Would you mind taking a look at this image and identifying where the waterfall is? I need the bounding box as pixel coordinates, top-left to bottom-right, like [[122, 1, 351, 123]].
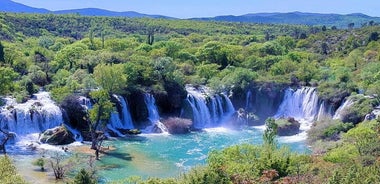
[[245, 90, 252, 110], [275, 87, 320, 121], [78, 96, 92, 110], [333, 98, 354, 120], [64, 123, 83, 142], [107, 95, 135, 136], [143, 94, 168, 133], [0, 92, 63, 142], [274, 87, 321, 142], [184, 85, 236, 129]]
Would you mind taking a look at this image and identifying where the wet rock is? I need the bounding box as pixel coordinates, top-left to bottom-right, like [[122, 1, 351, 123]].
[[40, 126, 75, 145], [163, 117, 192, 134]]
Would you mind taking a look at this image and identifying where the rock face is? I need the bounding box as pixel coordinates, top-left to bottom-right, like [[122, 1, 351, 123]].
[[276, 117, 301, 136], [163, 117, 192, 134], [237, 82, 287, 126], [61, 95, 90, 140], [40, 126, 75, 145]]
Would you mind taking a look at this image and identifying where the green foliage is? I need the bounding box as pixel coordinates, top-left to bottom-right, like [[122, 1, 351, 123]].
[[322, 122, 354, 139], [0, 66, 18, 95], [324, 144, 359, 163], [89, 90, 114, 125], [0, 156, 26, 184], [72, 168, 97, 184], [340, 95, 376, 124], [263, 117, 278, 146], [32, 157, 45, 171], [209, 67, 257, 92], [343, 121, 380, 156], [94, 63, 126, 94]]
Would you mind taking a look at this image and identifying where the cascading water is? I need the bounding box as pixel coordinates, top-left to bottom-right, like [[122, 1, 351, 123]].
[[245, 90, 252, 110], [143, 94, 168, 133], [78, 96, 92, 110], [275, 87, 320, 121], [317, 101, 334, 120], [184, 85, 236, 129], [107, 95, 134, 136], [0, 92, 63, 143], [274, 87, 321, 142], [333, 98, 354, 120], [64, 124, 83, 142]]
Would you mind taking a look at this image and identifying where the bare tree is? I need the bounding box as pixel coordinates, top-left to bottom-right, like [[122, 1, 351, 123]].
[[0, 118, 16, 154]]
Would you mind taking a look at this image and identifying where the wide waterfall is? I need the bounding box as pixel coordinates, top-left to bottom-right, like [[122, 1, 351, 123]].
[[275, 87, 320, 121], [0, 92, 63, 142], [143, 94, 168, 133], [107, 95, 135, 136], [184, 85, 236, 129]]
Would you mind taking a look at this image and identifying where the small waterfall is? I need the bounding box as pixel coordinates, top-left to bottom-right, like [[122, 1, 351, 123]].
[[333, 98, 354, 120], [317, 101, 333, 120], [275, 87, 320, 121], [0, 92, 63, 142], [64, 123, 83, 142], [78, 96, 92, 110], [107, 95, 135, 136], [245, 90, 252, 110], [143, 94, 168, 133], [184, 85, 236, 129]]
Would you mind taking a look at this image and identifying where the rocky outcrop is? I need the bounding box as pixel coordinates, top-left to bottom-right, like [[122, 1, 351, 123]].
[[40, 126, 75, 145], [163, 117, 192, 134], [235, 82, 287, 125], [155, 80, 187, 115], [61, 95, 90, 140], [275, 117, 300, 136]]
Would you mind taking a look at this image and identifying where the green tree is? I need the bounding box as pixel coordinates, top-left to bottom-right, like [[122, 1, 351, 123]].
[[263, 117, 278, 146], [88, 90, 113, 159], [0, 66, 18, 95], [93, 64, 126, 94], [53, 43, 87, 71]]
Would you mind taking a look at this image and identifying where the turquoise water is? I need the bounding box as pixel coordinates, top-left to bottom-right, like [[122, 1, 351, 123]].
[[97, 126, 309, 182]]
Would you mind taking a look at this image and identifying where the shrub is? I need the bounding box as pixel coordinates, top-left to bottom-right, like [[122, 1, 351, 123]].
[[0, 156, 26, 184]]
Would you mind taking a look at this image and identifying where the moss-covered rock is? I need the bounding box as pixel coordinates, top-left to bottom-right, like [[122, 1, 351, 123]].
[[275, 117, 300, 136], [40, 126, 75, 145]]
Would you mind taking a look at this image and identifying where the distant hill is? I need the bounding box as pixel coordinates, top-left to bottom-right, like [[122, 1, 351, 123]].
[[54, 8, 174, 19], [193, 12, 380, 28], [0, 0, 174, 19], [0, 0, 49, 13], [1, 0, 380, 28]]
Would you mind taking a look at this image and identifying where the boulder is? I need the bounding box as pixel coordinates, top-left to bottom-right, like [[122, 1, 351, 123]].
[[163, 117, 192, 134], [40, 126, 75, 145], [275, 117, 300, 136]]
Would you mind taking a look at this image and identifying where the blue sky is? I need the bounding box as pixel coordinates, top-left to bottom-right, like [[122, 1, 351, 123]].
[[12, 0, 380, 18]]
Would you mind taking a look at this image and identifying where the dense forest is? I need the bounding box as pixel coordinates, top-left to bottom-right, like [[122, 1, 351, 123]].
[[1, 12, 380, 183]]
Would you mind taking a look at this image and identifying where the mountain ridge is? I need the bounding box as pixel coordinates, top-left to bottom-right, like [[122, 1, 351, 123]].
[[1, 0, 380, 27]]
